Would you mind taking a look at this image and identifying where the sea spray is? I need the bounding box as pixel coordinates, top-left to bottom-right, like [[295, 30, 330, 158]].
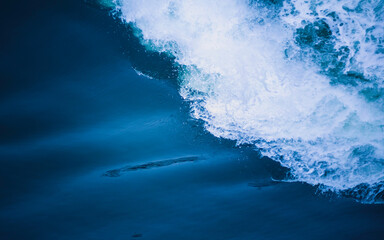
[[99, 0, 384, 203]]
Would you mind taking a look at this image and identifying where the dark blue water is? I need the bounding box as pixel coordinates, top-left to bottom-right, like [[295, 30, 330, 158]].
[[1, 1, 384, 239]]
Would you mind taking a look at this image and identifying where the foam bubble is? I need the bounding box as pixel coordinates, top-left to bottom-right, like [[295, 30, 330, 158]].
[[281, 0, 384, 84]]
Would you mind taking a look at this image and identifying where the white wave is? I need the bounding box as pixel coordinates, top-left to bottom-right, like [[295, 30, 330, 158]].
[[281, 0, 384, 85], [114, 0, 384, 199]]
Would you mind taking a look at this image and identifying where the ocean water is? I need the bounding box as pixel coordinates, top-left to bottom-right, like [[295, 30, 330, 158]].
[[1, 0, 384, 239], [110, 0, 384, 201]]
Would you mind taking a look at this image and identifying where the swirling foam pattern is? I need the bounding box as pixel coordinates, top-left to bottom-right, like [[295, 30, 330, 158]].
[[110, 0, 384, 203]]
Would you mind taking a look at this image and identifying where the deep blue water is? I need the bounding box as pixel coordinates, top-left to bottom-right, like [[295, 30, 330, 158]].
[[1, 1, 384, 239]]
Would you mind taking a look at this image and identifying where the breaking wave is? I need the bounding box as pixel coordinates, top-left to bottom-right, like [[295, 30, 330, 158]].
[[108, 0, 384, 203]]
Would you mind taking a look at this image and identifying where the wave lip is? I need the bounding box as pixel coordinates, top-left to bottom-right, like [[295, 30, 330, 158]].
[[112, 0, 384, 203]]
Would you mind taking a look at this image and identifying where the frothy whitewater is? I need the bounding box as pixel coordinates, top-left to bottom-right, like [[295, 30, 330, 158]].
[[105, 0, 384, 203]]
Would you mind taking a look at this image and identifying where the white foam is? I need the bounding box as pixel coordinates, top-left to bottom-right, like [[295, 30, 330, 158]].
[[133, 68, 154, 79], [115, 0, 384, 197], [281, 0, 384, 86]]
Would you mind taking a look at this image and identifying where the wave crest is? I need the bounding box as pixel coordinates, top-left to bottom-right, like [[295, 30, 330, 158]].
[[112, 0, 384, 202]]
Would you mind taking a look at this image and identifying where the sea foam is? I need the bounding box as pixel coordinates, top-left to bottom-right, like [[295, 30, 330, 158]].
[[112, 0, 384, 202]]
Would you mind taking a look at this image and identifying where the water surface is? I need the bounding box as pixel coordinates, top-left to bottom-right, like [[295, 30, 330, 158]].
[[1, 1, 384, 239]]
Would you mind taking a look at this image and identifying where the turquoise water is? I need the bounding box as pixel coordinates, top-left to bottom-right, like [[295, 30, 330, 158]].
[[1, 1, 384, 239]]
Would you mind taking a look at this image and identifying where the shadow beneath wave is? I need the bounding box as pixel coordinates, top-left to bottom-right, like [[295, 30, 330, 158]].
[[103, 156, 202, 177]]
